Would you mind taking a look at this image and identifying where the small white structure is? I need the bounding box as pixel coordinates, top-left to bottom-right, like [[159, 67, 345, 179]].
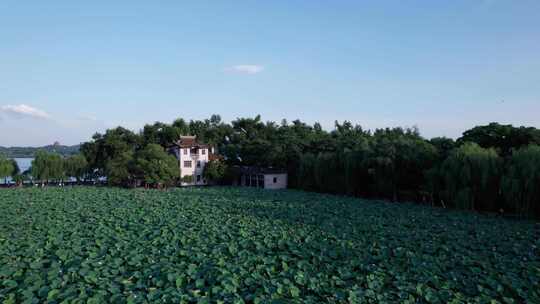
[[234, 166, 287, 189], [170, 136, 213, 186]]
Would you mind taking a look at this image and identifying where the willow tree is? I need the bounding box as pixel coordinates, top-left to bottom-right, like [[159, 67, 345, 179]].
[[0, 155, 14, 184], [366, 131, 437, 201], [313, 152, 345, 194], [32, 151, 65, 185], [343, 145, 371, 197], [440, 143, 502, 211], [297, 153, 318, 191], [64, 154, 88, 182], [502, 145, 540, 217]]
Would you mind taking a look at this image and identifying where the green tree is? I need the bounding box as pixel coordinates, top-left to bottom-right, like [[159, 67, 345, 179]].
[[9, 159, 20, 176], [31, 151, 65, 185], [141, 122, 182, 147], [501, 145, 540, 217], [81, 127, 141, 177], [430, 137, 456, 161], [459, 123, 540, 157], [0, 155, 14, 184], [9, 159, 22, 186], [171, 118, 190, 135], [366, 128, 437, 201], [298, 153, 318, 191], [64, 154, 88, 182], [440, 143, 502, 211], [106, 151, 136, 187], [343, 143, 372, 197], [203, 159, 227, 184], [134, 144, 180, 187]]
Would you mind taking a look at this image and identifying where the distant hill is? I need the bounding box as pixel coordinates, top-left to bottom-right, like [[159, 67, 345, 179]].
[[0, 144, 80, 158]]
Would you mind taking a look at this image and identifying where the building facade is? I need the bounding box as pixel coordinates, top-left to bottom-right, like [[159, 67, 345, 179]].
[[234, 166, 288, 189], [170, 136, 211, 186]]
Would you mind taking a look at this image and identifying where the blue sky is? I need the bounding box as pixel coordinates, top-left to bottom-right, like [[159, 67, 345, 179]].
[[1, 0, 539, 146]]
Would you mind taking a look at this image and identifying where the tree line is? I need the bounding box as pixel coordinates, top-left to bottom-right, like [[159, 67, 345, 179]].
[[2, 115, 539, 217], [0, 152, 89, 186], [0, 145, 180, 188], [79, 115, 539, 217]]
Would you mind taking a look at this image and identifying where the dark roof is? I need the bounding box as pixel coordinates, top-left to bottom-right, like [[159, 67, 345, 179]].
[[174, 136, 209, 148], [235, 166, 287, 175]]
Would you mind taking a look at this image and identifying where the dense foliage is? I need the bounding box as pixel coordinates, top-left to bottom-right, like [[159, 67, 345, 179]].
[[458, 123, 540, 158], [134, 144, 180, 187], [100, 148, 178, 188], [203, 159, 227, 184], [32, 151, 66, 184], [79, 116, 540, 217], [502, 145, 540, 217], [438, 143, 502, 211], [64, 154, 88, 182], [0, 187, 538, 303]]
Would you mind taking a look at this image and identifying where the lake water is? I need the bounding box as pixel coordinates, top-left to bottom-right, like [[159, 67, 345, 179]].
[[1, 158, 33, 184], [14, 158, 33, 173]]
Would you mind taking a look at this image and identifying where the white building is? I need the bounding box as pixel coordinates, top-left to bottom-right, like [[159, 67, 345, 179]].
[[170, 136, 212, 186], [234, 166, 288, 189]]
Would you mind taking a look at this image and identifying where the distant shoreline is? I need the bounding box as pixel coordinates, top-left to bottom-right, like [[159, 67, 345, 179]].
[[0, 144, 79, 158]]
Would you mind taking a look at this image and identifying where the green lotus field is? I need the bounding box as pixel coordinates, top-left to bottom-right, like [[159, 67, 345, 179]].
[[0, 187, 538, 303]]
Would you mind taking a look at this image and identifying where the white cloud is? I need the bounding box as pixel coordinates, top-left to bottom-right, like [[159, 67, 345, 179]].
[[0, 104, 51, 120], [225, 65, 265, 75]]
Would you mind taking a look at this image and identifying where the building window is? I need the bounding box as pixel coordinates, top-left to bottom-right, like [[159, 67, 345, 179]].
[[197, 160, 201, 168], [202, 149, 206, 155], [197, 175, 201, 182], [184, 161, 192, 168], [183, 148, 188, 155], [273, 177, 277, 183]]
